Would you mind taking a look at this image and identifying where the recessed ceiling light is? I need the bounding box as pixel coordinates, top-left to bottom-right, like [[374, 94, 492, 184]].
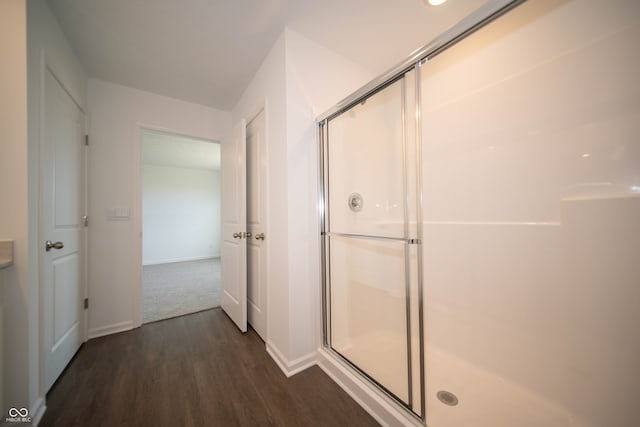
[[426, 0, 448, 6]]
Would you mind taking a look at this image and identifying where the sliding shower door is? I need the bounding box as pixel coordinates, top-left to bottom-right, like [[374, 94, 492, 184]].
[[319, 72, 424, 417]]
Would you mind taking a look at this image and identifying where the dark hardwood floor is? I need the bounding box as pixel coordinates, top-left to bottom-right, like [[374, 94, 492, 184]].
[[39, 308, 379, 427]]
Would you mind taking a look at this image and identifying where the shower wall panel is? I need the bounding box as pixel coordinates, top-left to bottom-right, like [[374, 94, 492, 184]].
[[329, 236, 409, 403], [328, 80, 405, 238], [420, 1, 640, 426]]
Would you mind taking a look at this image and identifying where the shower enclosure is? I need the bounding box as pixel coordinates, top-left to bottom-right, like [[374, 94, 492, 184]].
[[319, 0, 640, 426], [318, 70, 425, 418]]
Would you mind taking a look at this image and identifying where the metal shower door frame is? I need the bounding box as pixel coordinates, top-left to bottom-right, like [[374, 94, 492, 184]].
[[318, 73, 423, 417]]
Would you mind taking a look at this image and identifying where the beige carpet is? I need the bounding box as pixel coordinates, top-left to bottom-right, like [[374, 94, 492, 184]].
[[142, 258, 221, 323]]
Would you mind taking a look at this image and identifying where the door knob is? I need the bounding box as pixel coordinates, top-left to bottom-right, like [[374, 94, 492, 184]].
[[45, 240, 64, 252], [244, 232, 252, 238], [255, 233, 265, 240], [233, 232, 241, 239]]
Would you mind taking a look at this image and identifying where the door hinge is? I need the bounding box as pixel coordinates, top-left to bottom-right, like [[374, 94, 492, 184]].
[[83, 215, 89, 227], [84, 135, 89, 146], [84, 298, 89, 309]]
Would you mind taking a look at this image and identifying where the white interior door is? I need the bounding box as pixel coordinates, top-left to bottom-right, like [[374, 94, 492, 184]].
[[42, 69, 85, 392], [246, 110, 267, 340], [221, 119, 247, 332]]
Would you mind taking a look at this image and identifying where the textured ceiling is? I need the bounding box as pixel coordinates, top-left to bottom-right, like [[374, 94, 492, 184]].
[[47, 0, 486, 111]]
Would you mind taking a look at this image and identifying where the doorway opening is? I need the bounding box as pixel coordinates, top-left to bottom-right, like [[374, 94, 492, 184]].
[[140, 129, 221, 323]]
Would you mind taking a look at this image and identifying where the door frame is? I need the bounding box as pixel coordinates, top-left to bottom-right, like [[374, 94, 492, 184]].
[[132, 123, 221, 327], [245, 102, 270, 340], [38, 51, 89, 396]]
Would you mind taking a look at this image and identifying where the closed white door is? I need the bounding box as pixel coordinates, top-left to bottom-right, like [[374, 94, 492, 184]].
[[221, 119, 247, 332], [246, 110, 267, 340], [42, 69, 85, 392]]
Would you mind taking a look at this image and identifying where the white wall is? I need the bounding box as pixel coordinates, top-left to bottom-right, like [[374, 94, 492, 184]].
[[0, 0, 89, 422], [232, 27, 374, 374], [0, 0, 28, 418], [142, 165, 221, 264], [232, 32, 290, 365], [87, 79, 230, 337], [0, 0, 87, 420], [283, 29, 374, 363]]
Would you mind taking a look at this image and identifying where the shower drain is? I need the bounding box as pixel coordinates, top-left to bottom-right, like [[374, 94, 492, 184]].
[[437, 390, 459, 406]]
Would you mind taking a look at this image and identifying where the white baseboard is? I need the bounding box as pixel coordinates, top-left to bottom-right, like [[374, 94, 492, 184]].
[[88, 320, 135, 339], [317, 349, 423, 427], [30, 396, 46, 426], [142, 255, 220, 266], [266, 341, 317, 378]]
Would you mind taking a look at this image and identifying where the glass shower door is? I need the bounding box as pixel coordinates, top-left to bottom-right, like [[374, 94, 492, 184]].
[[322, 76, 423, 414]]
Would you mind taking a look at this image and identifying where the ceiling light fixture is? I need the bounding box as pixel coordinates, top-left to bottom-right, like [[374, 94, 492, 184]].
[[426, 0, 448, 6]]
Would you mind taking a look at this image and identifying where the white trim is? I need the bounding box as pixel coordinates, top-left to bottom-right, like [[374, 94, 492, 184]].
[[30, 397, 46, 427], [37, 47, 47, 415], [142, 255, 219, 266], [262, 98, 271, 347], [266, 341, 317, 378], [317, 349, 424, 427], [82, 116, 89, 343], [87, 321, 135, 339]]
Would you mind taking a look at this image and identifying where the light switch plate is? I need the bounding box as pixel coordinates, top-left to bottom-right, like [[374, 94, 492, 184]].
[[107, 207, 130, 221]]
